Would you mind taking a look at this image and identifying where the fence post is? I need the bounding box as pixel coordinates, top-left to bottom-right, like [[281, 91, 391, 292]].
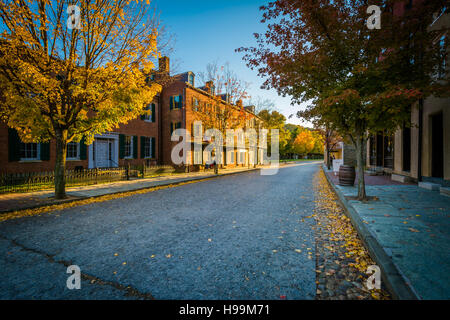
[[126, 163, 130, 181]]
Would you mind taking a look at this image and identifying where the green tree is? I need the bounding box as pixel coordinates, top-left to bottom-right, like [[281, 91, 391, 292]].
[[258, 109, 290, 156]]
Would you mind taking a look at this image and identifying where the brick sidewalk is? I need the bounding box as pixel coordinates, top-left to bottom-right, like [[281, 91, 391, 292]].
[[324, 166, 450, 299]]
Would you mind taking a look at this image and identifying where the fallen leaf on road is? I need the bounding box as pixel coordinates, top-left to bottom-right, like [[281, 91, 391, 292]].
[[408, 228, 420, 233], [295, 249, 302, 253], [166, 254, 172, 258]]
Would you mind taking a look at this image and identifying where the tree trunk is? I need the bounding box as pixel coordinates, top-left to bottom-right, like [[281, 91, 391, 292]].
[[55, 130, 68, 199], [326, 140, 331, 170], [355, 134, 367, 200]]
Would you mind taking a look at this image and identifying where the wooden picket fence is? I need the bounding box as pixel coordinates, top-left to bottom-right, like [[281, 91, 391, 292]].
[[0, 165, 176, 194]]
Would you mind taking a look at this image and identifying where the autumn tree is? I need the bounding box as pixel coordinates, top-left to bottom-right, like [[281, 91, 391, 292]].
[[0, 0, 163, 198], [257, 109, 290, 155], [238, 0, 449, 200], [310, 129, 325, 155], [197, 61, 250, 104]]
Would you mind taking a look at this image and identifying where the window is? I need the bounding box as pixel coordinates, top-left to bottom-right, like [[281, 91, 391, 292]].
[[227, 151, 234, 164], [142, 137, 152, 158], [124, 136, 133, 158], [238, 152, 245, 164], [170, 122, 182, 134], [143, 103, 155, 122], [194, 149, 202, 164], [193, 122, 202, 137], [192, 97, 199, 111], [66, 142, 79, 160], [170, 95, 183, 109], [188, 73, 195, 86], [210, 85, 215, 95], [20, 142, 40, 160]]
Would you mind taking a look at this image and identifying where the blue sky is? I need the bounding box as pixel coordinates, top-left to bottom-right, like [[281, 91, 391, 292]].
[[152, 0, 310, 127]]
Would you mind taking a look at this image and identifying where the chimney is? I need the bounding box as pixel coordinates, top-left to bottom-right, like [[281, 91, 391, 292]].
[[244, 105, 255, 114], [159, 56, 170, 73], [236, 99, 243, 107]]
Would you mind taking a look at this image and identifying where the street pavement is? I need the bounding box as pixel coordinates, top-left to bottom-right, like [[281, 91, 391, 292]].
[[0, 161, 320, 299]]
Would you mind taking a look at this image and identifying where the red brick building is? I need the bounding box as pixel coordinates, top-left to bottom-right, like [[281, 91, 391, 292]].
[[1, 56, 262, 173], [157, 57, 263, 168]]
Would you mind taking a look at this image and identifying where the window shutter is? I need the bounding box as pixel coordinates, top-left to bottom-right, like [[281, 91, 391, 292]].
[[80, 137, 87, 160], [151, 137, 155, 158], [151, 103, 155, 122], [40, 142, 50, 161], [119, 134, 125, 159], [178, 95, 183, 108], [8, 128, 21, 162], [170, 122, 173, 134], [170, 96, 173, 110], [133, 135, 138, 159], [140, 136, 145, 159]]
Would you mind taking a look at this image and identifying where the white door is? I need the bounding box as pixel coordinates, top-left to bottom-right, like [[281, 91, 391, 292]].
[[96, 139, 110, 168]]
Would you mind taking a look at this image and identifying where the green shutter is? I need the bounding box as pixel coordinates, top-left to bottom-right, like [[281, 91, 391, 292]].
[[170, 122, 173, 134], [80, 137, 87, 160], [151, 103, 155, 122], [178, 95, 183, 108], [119, 134, 125, 159], [133, 135, 138, 159], [40, 142, 50, 161], [170, 96, 173, 110], [140, 136, 145, 159], [8, 128, 21, 162], [151, 137, 155, 158]]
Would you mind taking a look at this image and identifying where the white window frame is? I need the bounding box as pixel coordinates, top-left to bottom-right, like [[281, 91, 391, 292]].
[[194, 149, 202, 164], [66, 142, 80, 160], [124, 135, 133, 159], [20, 142, 40, 161], [143, 137, 152, 159]]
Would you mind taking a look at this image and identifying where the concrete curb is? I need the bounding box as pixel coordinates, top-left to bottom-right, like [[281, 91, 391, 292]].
[[0, 167, 262, 215], [321, 165, 419, 300]]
